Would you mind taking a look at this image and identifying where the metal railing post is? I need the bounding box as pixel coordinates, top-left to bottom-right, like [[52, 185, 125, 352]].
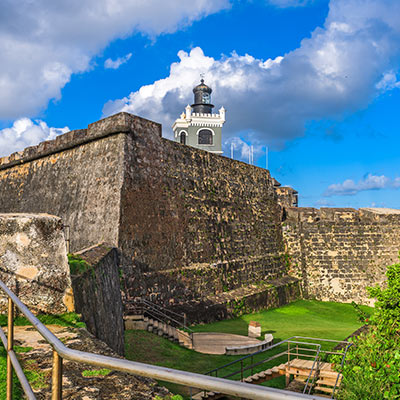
[[52, 350, 63, 400], [241, 360, 244, 381], [7, 298, 14, 400]]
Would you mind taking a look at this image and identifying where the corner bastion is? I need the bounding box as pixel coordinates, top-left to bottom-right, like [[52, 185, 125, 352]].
[[283, 207, 400, 305]]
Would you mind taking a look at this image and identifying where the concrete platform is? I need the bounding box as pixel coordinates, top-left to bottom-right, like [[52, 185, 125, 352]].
[[192, 332, 260, 354]]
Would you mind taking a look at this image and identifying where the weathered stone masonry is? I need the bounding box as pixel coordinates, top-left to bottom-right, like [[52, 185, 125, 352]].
[[283, 207, 400, 305], [0, 113, 299, 321], [0, 214, 73, 313], [1, 112, 400, 317]]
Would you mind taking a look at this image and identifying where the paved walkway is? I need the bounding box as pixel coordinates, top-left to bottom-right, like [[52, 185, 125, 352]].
[[192, 332, 260, 354]]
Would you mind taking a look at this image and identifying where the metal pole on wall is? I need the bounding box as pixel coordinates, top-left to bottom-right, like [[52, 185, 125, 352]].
[[266, 146, 269, 170]]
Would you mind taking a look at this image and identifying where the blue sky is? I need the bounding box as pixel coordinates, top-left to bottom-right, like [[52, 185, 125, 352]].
[[0, 0, 399, 208]]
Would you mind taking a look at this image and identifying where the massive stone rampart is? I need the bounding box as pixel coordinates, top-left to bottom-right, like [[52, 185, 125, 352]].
[[0, 115, 134, 252], [118, 115, 287, 308], [283, 207, 400, 305], [0, 113, 294, 318]]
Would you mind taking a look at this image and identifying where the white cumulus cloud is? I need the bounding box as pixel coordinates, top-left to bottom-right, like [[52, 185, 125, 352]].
[[0, 119, 69, 158], [104, 0, 400, 147], [376, 70, 400, 92], [323, 173, 400, 196], [266, 0, 315, 7], [104, 53, 132, 70], [0, 0, 230, 120]]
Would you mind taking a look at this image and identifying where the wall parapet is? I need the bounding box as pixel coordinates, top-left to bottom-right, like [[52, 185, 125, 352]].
[[0, 112, 161, 171], [283, 206, 400, 305], [285, 206, 400, 224]]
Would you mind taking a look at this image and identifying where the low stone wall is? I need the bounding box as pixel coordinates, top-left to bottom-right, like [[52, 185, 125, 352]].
[[145, 276, 301, 324], [70, 245, 125, 355], [283, 207, 400, 305], [0, 214, 73, 313]]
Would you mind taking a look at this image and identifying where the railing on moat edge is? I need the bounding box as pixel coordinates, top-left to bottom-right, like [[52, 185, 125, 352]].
[[0, 278, 330, 400], [201, 336, 352, 399], [127, 297, 194, 347]]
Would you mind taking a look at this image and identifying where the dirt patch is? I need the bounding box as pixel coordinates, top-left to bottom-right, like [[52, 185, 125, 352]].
[[13, 326, 170, 399]]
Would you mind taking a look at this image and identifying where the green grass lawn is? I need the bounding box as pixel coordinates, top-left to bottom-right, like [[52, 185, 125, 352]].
[[125, 300, 373, 398]]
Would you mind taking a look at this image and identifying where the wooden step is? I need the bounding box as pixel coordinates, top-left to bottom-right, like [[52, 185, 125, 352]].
[[315, 386, 334, 394], [317, 376, 341, 387]]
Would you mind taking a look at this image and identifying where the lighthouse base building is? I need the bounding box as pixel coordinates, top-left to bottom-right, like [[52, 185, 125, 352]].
[[173, 79, 225, 154]]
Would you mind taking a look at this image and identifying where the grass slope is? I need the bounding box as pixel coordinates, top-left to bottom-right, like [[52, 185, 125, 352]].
[[125, 300, 373, 398]]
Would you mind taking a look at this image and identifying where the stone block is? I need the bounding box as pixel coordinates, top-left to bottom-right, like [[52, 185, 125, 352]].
[[0, 213, 73, 314], [248, 321, 261, 338]]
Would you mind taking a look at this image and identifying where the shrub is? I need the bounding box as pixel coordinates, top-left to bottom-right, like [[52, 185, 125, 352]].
[[336, 260, 400, 399]]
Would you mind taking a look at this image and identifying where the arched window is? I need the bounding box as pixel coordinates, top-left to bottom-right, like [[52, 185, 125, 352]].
[[180, 131, 186, 144], [198, 129, 213, 145]]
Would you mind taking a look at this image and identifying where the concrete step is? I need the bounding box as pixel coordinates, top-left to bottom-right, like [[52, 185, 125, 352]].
[[264, 369, 273, 376], [177, 329, 193, 349]]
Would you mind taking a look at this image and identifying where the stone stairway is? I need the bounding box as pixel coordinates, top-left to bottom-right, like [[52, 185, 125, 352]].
[[125, 315, 193, 349]]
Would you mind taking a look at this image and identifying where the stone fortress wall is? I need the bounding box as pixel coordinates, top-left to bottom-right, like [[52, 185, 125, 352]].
[[0, 112, 399, 319], [0, 113, 298, 321], [283, 207, 400, 305]]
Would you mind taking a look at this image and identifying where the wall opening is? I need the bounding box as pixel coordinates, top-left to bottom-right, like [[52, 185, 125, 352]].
[[198, 129, 213, 145]]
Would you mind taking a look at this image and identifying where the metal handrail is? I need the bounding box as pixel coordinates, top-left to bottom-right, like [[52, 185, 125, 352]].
[[0, 279, 328, 400], [140, 307, 193, 345], [133, 298, 194, 346], [331, 342, 353, 399], [303, 347, 321, 395], [141, 298, 187, 321], [129, 298, 194, 334], [206, 336, 350, 378]]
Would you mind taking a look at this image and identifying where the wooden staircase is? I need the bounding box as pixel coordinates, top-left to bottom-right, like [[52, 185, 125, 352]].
[[285, 358, 341, 396], [193, 359, 341, 399], [192, 364, 287, 399]]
